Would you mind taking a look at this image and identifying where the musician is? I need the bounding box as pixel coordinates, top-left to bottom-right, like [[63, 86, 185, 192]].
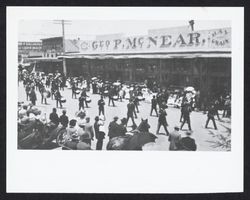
[[71, 81, 77, 99], [156, 108, 169, 136], [98, 96, 105, 117], [126, 99, 136, 126], [79, 89, 89, 110], [29, 88, 37, 106], [150, 95, 158, 117], [108, 87, 115, 106], [54, 89, 62, 108], [40, 85, 47, 104]]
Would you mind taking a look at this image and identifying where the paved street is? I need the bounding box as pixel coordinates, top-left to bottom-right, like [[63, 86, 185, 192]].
[[18, 84, 231, 151]]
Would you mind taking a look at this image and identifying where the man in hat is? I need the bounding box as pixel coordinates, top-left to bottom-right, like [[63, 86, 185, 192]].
[[179, 131, 197, 151], [98, 96, 105, 117], [60, 110, 69, 128], [156, 108, 169, 136], [118, 118, 128, 136], [150, 95, 158, 117], [108, 116, 120, 140], [168, 126, 181, 151]]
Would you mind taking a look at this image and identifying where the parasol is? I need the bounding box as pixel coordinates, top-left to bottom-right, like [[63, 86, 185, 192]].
[[91, 77, 97, 80]]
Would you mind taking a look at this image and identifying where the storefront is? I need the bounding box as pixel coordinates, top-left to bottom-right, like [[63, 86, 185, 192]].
[[62, 27, 231, 98]]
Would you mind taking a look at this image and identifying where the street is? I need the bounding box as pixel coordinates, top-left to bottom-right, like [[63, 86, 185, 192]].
[[18, 84, 231, 151]]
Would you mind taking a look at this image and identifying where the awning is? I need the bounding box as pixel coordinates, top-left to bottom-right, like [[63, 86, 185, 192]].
[[24, 57, 62, 62], [58, 52, 231, 59]]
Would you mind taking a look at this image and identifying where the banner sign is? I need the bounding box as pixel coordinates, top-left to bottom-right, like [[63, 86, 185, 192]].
[[78, 28, 231, 54]]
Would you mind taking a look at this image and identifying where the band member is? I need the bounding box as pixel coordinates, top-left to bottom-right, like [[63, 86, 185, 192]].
[[78, 89, 89, 110], [205, 104, 218, 130], [25, 84, 31, 101], [133, 96, 139, 113], [126, 99, 136, 126], [54, 89, 62, 108], [156, 108, 169, 135], [29, 88, 37, 106], [180, 104, 192, 131], [71, 82, 77, 99], [40, 85, 47, 104], [150, 95, 158, 117], [98, 96, 105, 117], [108, 87, 115, 106]]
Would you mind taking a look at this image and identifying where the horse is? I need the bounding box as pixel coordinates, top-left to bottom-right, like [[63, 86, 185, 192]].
[[106, 119, 157, 150]]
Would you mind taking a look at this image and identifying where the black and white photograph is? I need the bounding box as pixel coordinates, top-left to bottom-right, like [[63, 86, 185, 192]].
[[7, 7, 243, 193], [17, 19, 232, 151]]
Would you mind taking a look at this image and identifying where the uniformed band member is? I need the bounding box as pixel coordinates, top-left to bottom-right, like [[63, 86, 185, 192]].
[[126, 99, 136, 126], [156, 108, 169, 135], [180, 104, 192, 131], [150, 95, 158, 117], [205, 104, 218, 130], [98, 96, 105, 116], [54, 89, 62, 108]]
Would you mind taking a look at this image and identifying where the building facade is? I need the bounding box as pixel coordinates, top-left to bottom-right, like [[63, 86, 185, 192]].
[[63, 26, 231, 99]]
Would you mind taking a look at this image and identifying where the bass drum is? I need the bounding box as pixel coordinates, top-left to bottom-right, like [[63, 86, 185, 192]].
[[61, 97, 66, 103], [86, 97, 91, 103], [112, 95, 118, 101]]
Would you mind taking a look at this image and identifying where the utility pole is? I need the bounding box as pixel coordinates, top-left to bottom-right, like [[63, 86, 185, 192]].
[[54, 20, 71, 76]]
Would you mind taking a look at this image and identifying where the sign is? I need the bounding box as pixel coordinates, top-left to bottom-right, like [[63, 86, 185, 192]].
[[78, 27, 231, 54]]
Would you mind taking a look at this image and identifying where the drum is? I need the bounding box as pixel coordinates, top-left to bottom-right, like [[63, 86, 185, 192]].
[[112, 96, 118, 101], [104, 90, 108, 94], [86, 97, 91, 103], [137, 96, 145, 101], [75, 89, 81, 94], [61, 98, 66, 103]]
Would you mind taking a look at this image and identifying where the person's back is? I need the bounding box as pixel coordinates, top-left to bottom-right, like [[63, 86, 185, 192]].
[[169, 129, 181, 150], [49, 111, 59, 126], [179, 136, 197, 151], [127, 102, 135, 114], [158, 109, 167, 122], [151, 98, 157, 108], [60, 114, 68, 127], [85, 122, 94, 140], [108, 120, 119, 138]]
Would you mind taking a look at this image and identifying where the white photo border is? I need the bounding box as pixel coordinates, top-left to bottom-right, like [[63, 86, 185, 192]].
[[7, 7, 244, 193]]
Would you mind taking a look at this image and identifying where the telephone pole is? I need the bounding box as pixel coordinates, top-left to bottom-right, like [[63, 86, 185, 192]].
[[54, 20, 71, 76]]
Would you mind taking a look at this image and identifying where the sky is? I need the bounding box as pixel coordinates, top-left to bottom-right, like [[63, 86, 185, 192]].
[[18, 20, 231, 42]]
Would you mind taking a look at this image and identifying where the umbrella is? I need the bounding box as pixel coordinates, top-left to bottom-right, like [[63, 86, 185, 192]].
[[91, 77, 97, 80], [124, 132, 157, 150]]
